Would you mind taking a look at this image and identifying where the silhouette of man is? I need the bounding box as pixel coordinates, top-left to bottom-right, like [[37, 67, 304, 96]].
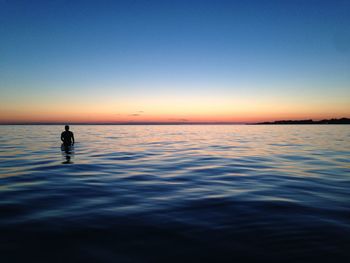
[[61, 125, 75, 146]]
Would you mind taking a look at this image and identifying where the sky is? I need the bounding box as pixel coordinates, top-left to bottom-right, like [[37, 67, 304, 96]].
[[0, 0, 349, 123]]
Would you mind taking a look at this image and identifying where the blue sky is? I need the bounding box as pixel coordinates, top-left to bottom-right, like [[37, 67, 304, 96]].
[[0, 0, 349, 122]]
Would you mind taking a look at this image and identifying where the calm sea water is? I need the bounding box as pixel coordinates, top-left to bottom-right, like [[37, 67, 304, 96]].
[[0, 125, 349, 262]]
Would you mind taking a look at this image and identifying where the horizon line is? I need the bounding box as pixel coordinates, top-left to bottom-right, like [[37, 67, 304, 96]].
[[1, 117, 349, 125], [0, 121, 247, 125]]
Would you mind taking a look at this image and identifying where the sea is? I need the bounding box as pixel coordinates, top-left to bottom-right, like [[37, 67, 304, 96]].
[[0, 125, 349, 263]]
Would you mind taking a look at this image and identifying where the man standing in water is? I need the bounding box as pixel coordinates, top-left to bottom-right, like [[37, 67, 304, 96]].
[[61, 125, 75, 146]]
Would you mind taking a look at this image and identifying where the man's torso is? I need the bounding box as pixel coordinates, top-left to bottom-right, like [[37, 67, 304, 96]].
[[62, 131, 73, 145]]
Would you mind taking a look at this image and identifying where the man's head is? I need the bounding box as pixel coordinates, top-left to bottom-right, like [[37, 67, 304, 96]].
[[65, 125, 69, 131]]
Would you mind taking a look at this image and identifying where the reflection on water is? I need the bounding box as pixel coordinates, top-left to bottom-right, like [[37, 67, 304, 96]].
[[61, 144, 74, 164], [0, 125, 350, 262]]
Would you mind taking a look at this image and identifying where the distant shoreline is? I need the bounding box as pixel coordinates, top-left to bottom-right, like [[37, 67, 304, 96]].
[[253, 118, 350, 125]]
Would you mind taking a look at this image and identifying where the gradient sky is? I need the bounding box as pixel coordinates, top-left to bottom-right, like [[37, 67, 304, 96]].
[[0, 0, 349, 123]]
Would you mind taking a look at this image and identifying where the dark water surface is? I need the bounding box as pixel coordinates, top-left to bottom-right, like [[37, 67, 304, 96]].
[[1, 125, 349, 262]]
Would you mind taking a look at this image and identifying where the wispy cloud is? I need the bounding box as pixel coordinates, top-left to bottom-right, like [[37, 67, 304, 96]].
[[168, 118, 189, 122], [129, 110, 144, 117]]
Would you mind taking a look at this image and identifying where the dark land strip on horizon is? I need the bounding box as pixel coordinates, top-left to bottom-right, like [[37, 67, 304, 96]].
[[253, 118, 350, 125]]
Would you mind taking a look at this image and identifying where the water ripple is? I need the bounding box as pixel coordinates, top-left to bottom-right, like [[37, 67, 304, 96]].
[[0, 125, 350, 262]]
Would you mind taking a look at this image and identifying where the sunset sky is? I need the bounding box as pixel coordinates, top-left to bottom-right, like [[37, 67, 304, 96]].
[[1, 0, 349, 123]]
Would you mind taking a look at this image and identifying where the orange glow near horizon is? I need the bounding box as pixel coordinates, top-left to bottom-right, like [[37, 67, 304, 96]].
[[1, 95, 349, 123]]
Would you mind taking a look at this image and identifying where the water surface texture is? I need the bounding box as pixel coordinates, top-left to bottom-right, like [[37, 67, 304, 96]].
[[1, 125, 349, 262]]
